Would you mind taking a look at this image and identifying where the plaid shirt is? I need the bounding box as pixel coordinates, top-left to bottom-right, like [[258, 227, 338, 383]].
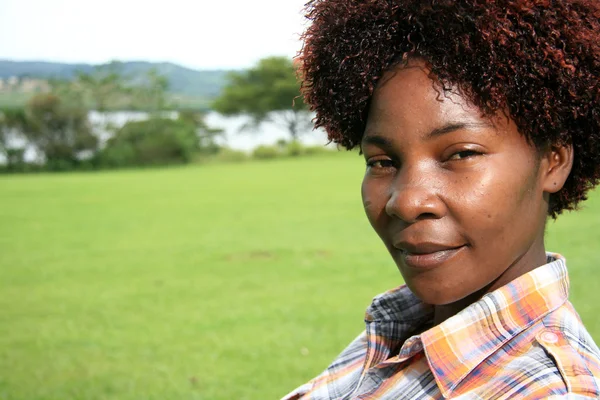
[[283, 254, 600, 399]]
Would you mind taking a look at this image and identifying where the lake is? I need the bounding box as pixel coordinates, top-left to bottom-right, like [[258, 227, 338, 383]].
[[3, 111, 332, 163], [89, 111, 331, 151]]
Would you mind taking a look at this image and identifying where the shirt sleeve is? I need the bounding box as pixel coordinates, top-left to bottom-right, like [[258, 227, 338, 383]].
[[281, 331, 369, 400]]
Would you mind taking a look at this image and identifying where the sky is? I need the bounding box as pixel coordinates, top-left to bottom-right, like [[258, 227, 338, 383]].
[[0, 0, 309, 70]]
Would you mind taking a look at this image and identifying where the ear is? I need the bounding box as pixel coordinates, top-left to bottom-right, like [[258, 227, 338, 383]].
[[541, 144, 574, 193]]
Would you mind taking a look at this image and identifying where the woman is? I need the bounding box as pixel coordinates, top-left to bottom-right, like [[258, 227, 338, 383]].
[[284, 0, 600, 399]]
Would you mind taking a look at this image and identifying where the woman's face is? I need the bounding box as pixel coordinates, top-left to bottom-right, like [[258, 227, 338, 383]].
[[361, 61, 552, 305]]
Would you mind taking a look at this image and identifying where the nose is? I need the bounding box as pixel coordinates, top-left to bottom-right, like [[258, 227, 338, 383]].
[[385, 166, 446, 224]]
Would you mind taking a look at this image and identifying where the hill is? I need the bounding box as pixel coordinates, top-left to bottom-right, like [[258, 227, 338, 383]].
[[0, 60, 232, 98]]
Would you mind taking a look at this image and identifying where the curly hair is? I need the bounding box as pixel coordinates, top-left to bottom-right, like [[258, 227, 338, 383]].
[[299, 0, 600, 216]]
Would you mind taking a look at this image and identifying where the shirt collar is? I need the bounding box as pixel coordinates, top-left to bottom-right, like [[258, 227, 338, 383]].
[[420, 253, 569, 398]]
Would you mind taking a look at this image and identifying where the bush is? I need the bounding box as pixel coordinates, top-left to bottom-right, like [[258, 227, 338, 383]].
[[215, 148, 249, 163], [304, 145, 333, 156], [24, 94, 97, 171], [99, 117, 198, 168], [98, 142, 136, 168], [252, 145, 280, 160], [3, 148, 26, 172], [45, 157, 78, 172], [286, 141, 305, 157], [276, 139, 288, 149], [77, 160, 96, 171], [198, 142, 222, 156]]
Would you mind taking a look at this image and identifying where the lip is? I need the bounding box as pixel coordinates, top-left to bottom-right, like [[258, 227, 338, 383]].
[[394, 242, 466, 270]]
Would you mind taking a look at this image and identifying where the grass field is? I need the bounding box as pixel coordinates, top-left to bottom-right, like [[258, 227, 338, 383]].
[[1, 152, 599, 400]]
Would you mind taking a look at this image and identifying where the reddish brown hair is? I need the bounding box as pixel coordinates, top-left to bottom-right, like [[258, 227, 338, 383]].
[[299, 0, 600, 216]]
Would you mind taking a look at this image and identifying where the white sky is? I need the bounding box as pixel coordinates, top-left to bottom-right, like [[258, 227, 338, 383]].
[[0, 0, 309, 70]]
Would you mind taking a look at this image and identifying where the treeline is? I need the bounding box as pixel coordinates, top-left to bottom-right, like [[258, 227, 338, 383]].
[[0, 65, 224, 172], [0, 56, 322, 173]]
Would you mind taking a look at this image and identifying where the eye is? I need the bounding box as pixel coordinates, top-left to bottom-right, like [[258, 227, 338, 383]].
[[447, 150, 481, 161], [366, 158, 397, 172], [367, 159, 394, 168]]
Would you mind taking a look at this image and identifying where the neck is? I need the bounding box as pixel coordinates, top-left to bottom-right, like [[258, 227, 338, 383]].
[[432, 238, 548, 326]]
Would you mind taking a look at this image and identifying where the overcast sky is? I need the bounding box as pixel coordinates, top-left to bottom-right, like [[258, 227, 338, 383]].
[[0, 0, 309, 70]]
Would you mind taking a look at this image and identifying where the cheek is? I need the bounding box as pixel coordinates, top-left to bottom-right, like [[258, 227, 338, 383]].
[[361, 178, 390, 231], [453, 165, 542, 244], [464, 172, 511, 220]]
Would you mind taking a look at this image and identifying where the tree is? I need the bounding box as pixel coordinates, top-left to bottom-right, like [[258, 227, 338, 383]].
[[0, 108, 28, 170], [99, 117, 198, 168], [74, 62, 128, 112], [212, 56, 311, 141], [21, 93, 97, 170], [178, 110, 223, 155], [0, 108, 21, 152], [130, 68, 169, 113], [63, 63, 169, 112], [0, 65, 180, 172]]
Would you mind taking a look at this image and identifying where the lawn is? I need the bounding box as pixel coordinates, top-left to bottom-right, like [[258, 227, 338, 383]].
[[1, 152, 599, 400]]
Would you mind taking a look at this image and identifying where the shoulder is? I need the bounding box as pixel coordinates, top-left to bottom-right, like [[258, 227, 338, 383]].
[[455, 302, 600, 399], [536, 301, 600, 397]]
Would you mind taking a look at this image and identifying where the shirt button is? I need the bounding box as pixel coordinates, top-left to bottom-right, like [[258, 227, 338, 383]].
[[540, 331, 559, 344]]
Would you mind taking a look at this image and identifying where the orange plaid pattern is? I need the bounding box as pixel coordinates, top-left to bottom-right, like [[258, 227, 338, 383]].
[[283, 254, 600, 399]]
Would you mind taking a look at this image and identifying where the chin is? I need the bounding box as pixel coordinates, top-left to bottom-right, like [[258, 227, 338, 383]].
[[405, 280, 473, 306]]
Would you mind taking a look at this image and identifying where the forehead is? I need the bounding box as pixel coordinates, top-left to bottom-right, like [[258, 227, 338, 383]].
[[366, 61, 488, 136]]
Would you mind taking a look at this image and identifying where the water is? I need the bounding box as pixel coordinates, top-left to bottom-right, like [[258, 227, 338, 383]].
[[203, 112, 331, 151], [89, 111, 331, 152], [2, 111, 332, 164]]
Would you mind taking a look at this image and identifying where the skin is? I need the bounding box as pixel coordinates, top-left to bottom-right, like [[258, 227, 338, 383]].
[[360, 60, 573, 324]]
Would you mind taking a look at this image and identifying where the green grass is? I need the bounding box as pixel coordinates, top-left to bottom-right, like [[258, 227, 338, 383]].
[[0, 153, 599, 399]]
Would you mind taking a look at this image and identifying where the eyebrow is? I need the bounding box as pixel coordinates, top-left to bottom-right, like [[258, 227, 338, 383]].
[[361, 134, 393, 148], [362, 121, 494, 147], [426, 122, 494, 139]]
